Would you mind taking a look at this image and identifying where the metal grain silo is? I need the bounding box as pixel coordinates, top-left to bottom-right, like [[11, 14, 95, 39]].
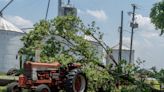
[[0, 17, 24, 73], [106, 44, 135, 65], [84, 35, 104, 61]]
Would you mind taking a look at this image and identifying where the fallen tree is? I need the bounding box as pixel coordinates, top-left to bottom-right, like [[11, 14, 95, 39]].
[[18, 15, 162, 92]]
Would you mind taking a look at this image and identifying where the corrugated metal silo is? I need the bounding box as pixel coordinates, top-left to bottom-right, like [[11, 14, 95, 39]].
[[0, 17, 24, 73], [84, 35, 103, 61], [106, 44, 135, 65]]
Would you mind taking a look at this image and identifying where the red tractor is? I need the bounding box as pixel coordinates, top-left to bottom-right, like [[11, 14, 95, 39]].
[[7, 61, 87, 92]]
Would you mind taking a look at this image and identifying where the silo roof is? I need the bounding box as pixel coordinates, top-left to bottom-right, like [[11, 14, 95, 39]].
[[112, 43, 130, 50], [0, 17, 24, 33]]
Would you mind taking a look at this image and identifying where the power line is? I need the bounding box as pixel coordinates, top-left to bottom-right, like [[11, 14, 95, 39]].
[[0, 0, 14, 17]]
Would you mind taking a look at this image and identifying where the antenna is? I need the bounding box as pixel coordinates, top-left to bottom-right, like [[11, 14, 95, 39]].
[[0, 0, 14, 17]]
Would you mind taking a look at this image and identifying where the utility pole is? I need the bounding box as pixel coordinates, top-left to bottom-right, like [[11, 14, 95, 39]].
[[68, 0, 70, 4], [118, 11, 124, 62], [129, 4, 138, 63], [58, 0, 62, 16], [45, 0, 50, 20]]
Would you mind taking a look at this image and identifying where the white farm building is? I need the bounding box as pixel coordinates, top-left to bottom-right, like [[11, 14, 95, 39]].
[[106, 44, 134, 65], [0, 17, 24, 73]]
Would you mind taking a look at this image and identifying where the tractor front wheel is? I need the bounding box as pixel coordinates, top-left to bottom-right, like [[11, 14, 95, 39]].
[[7, 82, 22, 92], [65, 69, 87, 92], [35, 84, 51, 92]]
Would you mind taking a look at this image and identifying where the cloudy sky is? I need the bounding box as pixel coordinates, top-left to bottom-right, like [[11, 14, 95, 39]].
[[0, 0, 164, 69]]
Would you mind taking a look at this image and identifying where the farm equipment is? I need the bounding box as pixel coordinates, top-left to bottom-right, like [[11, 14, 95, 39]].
[[7, 61, 87, 92]]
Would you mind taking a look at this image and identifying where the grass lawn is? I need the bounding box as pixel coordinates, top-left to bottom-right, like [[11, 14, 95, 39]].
[[0, 86, 6, 92], [0, 75, 18, 80], [0, 86, 29, 92], [0, 72, 5, 76], [0, 75, 19, 92]]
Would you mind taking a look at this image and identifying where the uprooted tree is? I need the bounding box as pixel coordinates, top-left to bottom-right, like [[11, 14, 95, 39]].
[[19, 15, 157, 92]]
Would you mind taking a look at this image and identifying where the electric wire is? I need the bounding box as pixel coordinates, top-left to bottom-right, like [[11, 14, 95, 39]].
[[0, 0, 14, 17]]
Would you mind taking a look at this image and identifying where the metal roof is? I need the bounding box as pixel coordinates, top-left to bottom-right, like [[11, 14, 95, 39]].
[[0, 17, 24, 33], [112, 43, 130, 50]]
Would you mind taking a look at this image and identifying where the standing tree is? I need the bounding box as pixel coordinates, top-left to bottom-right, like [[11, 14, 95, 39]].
[[150, 0, 164, 35]]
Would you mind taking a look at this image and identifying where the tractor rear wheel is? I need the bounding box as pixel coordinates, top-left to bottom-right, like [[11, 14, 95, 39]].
[[35, 84, 51, 92], [7, 82, 22, 92], [65, 69, 87, 92]]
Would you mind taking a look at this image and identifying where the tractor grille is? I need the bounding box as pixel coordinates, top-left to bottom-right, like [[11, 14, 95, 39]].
[[24, 63, 32, 79]]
